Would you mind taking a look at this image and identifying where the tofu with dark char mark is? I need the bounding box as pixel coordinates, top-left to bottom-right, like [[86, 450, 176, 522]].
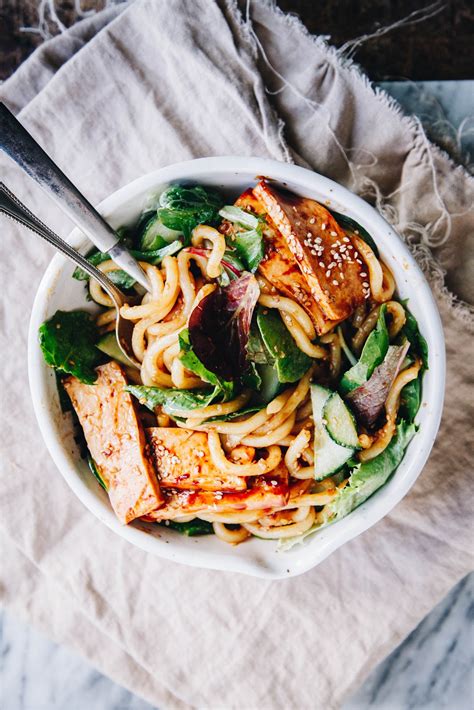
[[142, 462, 290, 521], [253, 181, 368, 321], [232, 189, 341, 335], [64, 361, 163, 524], [147, 428, 250, 491]]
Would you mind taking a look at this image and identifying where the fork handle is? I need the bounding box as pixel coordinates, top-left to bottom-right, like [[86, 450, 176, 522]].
[[0, 182, 127, 307]]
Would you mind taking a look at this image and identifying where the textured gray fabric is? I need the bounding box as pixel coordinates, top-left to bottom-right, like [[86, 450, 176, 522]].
[[0, 2, 472, 708]]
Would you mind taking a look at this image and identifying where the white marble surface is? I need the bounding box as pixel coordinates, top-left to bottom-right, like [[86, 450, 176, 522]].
[[1, 81, 473, 710]]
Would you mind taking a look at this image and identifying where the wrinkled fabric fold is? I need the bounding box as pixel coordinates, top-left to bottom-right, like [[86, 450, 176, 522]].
[[0, 1, 473, 709]]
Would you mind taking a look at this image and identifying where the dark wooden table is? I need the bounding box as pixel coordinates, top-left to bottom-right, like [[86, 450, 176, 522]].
[[0, 0, 473, 81]]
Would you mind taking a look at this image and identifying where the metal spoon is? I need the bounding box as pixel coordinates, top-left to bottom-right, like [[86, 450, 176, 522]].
[[0, 182, 141, 368], [0, 102, 151, 292]]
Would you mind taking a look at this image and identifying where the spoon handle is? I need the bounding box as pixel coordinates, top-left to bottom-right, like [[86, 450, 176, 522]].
[[0, 182, 127, 307], [0, 103, 150, 292]]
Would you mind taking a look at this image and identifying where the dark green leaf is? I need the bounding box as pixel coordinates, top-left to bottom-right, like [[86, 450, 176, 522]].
[[39, 310, 103, 384], [256, 307, 312, 383], [158, 185, 224, 241], [330, 210, 379, 257], [162, 519, 214, 536], [72, 241, 182, 284], [55, 371, 72, 413], [125, 384, 221, 416], [399, 376, 421, 423], [339, 305, 389, 395], [401, 301, 429, 370], [242, 361, 262, 390], [247, 323, 273, 365], [233, 228, 265, 272]]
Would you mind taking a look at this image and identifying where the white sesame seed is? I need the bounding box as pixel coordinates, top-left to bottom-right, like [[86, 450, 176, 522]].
[[321, 223, 327, 230], [319, 261, 325, 268], [309, 217, 316, 224], [342, 236, 350, 243], [325, 270, 331, 277], [339, 272, 344, 278], [360, 272, 367, 277], [362, 281, 369, 287], [332, 279, 339, 286], [330, 231, 337, 237]]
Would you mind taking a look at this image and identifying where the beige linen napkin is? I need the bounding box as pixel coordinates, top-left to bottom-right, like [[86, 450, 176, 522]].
[[0, 2, 473, 708]]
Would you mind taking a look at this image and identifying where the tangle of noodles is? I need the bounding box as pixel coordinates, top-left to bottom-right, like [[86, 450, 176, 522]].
[[85, 206, 424, 547]]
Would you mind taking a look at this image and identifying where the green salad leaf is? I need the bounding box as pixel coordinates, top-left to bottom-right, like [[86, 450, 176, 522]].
[[401, 301, 429, 370], [39, 310, 103, 384], [330, 210, 379, 257], [162, 519, 214, 536], [158, 185, 224, 240], [256, 307, 312, 383], [233, 228, 265, 273], [399, 376, 421, 424], [72, 241, 182, 286], [125, 384, 222, 416], [339, 305, 389, 395], [137, 211, 182, 251]]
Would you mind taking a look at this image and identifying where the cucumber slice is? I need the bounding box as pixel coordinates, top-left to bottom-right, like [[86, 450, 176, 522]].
[[97, 332, 136, 368], [311, 384, 355, 480], [323, 392, 360, 449]]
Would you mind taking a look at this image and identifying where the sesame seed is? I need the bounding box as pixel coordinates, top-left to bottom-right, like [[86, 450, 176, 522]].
[[362, 282, 369, 287], [307, 231, 312, 238], [342, 236, 350, 243], [325, 270, 331, 277], [330, 231, 337, 237], [360, 271, 367, 277], [332, 279, 339, 286], [321, 223, 326, 230], [309, 217, 315, 224], [319, 261, 325, 268], [357, 259, 363, 265], [339, 272, 344, 278]]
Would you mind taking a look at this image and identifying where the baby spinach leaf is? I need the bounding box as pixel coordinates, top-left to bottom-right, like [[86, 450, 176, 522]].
[[339, 305, 389, 395], [233, 227, 265, 273], [401, 301, 429, 370], [125, 383, 223, 416], [330, 210, 379, 257], [39, 310, 103, 384], [399, 376, 421, 423], [256, 307, 312, 383], [162, 519, 214, 536], [72, 241, 182, 283], [158, 185, 224, 241]]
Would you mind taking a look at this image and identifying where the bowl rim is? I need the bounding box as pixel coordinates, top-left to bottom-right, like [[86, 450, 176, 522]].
[[28, 156, 446, 579]]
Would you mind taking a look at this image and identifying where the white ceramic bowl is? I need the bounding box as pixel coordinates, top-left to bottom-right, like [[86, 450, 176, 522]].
[[28, 157, 445, 579]]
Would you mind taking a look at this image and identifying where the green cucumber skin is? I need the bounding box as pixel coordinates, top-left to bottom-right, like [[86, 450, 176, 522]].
[[323, 392, 360, 449], [311, 385, 355, 480]]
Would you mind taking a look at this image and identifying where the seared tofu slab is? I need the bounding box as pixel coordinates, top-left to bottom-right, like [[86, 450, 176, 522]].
[[253, 181, 369, 322], [234, 189, 339, 335], [147, 428, 248, 491], [143, 462, 290, 521], [64, 361, 163, 524]]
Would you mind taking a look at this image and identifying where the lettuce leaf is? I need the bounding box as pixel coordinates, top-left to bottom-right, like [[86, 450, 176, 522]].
[[158, 185, 223, 241], [178, 329, 236, 400], [125, 383, 223, 416], [256, 307, 312, 383], [401, 301, 429, 370]]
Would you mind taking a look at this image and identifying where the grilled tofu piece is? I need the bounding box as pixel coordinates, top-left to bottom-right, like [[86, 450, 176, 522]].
[[147, 428, 249, 491], [64, 361, 163, 524], [143, 462, 290, 521], [232, 190, 340, 335], [253, 181, 369, 321]]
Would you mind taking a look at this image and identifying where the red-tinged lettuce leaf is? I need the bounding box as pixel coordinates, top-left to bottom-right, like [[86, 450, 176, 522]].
[[188, 273, 260, 380], [346, 341, 410, 430]]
